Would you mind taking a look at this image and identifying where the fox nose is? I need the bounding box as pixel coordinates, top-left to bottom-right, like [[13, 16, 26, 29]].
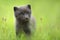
[[25, 17, 29, 21], [25, 17, 29, 20]]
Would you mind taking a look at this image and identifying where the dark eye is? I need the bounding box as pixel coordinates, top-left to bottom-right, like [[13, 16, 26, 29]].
[[26, 11, 29, 13], [21, 12, 24, 15], [19, 12, 24, 15]]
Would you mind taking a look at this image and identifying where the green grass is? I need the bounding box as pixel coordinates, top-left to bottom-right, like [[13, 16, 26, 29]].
[[0, 0, 60, 40]]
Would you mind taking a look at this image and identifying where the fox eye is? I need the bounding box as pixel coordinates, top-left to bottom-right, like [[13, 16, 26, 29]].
[[26, 11, 29, 13], [27, 12, 29, 13], [19, 12, 24, 15]]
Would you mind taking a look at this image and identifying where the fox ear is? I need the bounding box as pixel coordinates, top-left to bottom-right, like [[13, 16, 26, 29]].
[[14, 6, 18, 11], [27, 4, 31, 9]]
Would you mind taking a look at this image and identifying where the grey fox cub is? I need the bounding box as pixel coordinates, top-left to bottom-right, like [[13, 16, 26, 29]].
[[14, 4, 36, 36]]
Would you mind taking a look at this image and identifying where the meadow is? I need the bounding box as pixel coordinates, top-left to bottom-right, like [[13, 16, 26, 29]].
[[0, 0, 60, 40]]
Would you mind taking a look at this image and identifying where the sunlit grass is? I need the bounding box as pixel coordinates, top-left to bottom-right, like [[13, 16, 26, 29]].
[[0, 0, 60, 40]]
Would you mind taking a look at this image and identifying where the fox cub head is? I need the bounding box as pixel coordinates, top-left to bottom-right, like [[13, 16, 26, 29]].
[[14, 4, 31, 23]]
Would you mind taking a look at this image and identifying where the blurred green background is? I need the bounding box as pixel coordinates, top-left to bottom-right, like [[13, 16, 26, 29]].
[[0, 0, 60, 40]]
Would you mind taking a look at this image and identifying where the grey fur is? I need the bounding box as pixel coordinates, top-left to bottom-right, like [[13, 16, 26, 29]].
[[14, 4, 36, 36]]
